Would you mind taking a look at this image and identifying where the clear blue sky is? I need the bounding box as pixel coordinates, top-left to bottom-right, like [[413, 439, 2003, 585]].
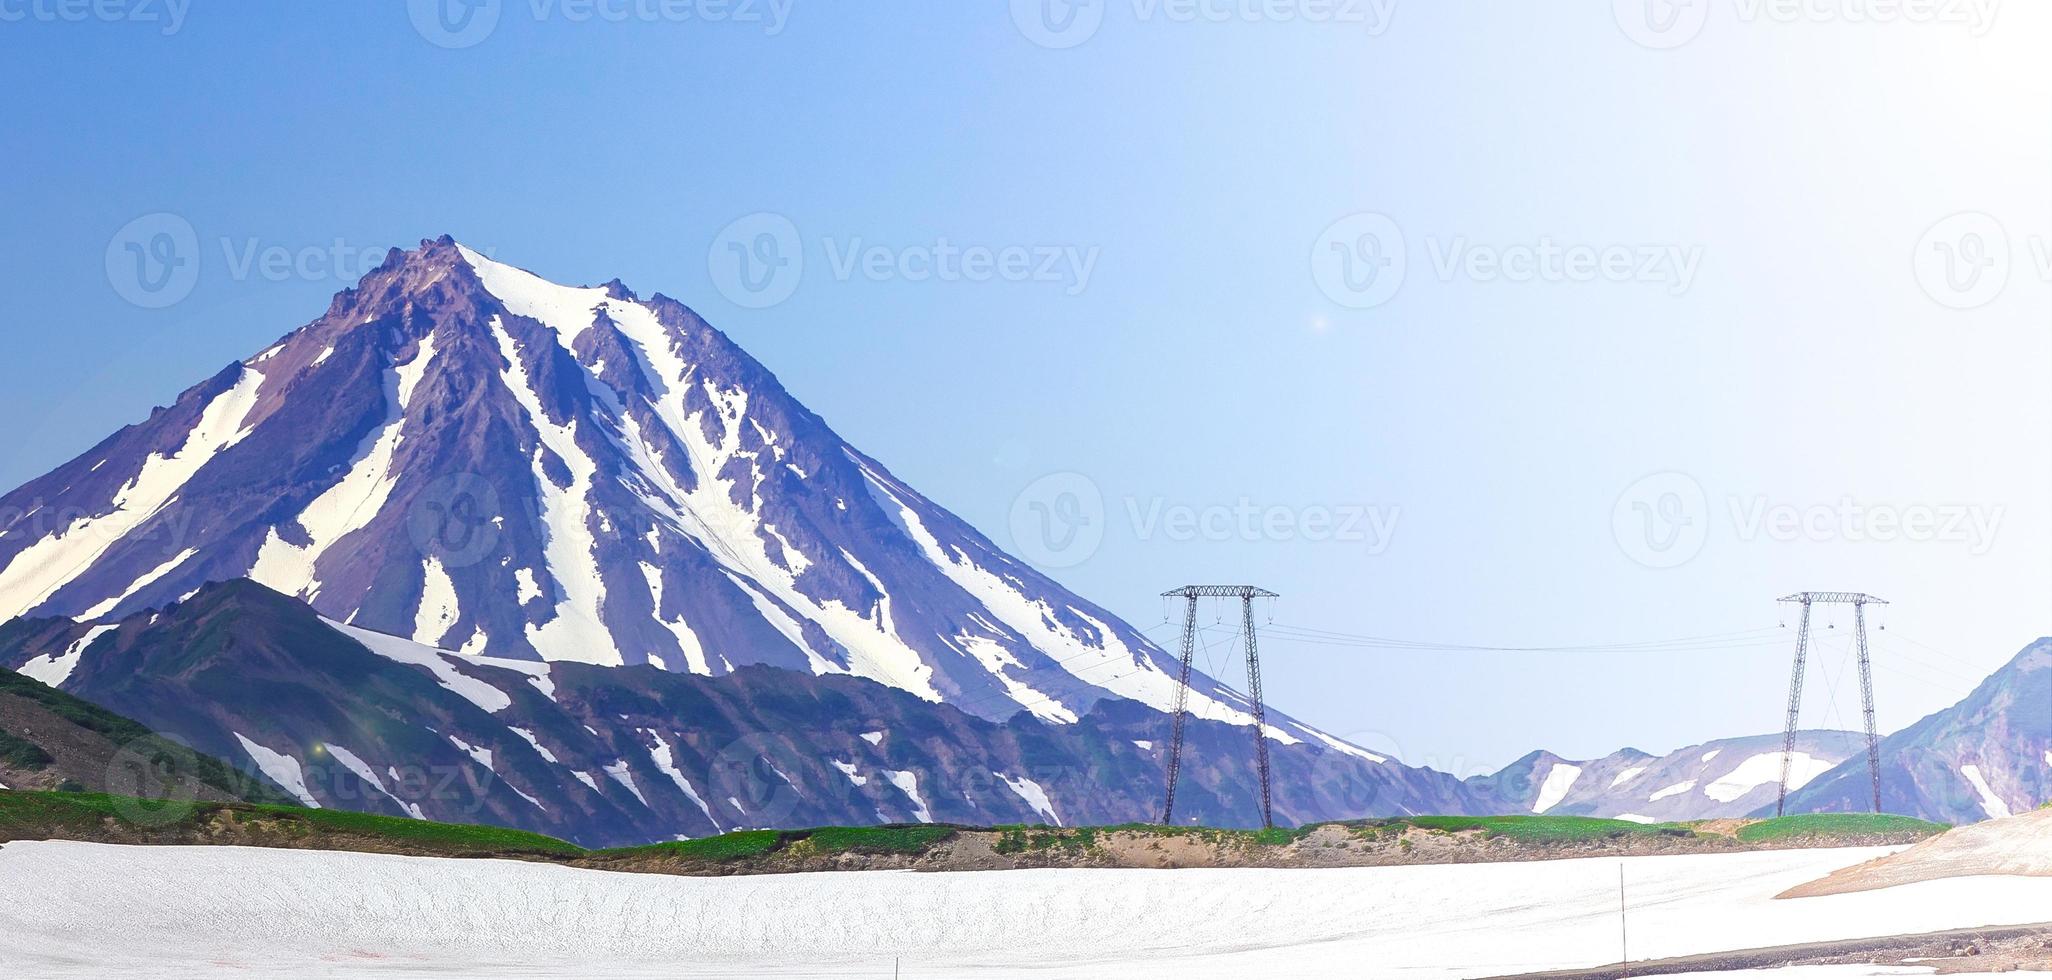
[[2, 3, 2047, 773]]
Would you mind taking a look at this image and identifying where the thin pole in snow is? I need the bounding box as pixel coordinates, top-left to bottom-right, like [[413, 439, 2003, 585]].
[[1618, 864, 1629, 979]]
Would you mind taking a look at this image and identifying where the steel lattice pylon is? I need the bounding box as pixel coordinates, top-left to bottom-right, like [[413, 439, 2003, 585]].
[[1160, 585, 1279, 829], [1775, 591, 1888, 816]]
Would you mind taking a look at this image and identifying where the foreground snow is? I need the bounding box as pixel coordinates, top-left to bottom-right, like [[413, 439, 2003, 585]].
[[3, 842, 2051, 978]]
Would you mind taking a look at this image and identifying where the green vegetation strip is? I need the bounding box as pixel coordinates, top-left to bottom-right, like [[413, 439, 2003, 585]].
[[1734, 813, 1946, 842], [0, 791, 962, 862], [0, 789, 1950, 867], [0, 791, 584, 856], [0, 730, 55, 771], [1392, 815, 1696, 842]]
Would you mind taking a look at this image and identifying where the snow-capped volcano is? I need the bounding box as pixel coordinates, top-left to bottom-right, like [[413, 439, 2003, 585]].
[[0, 237, 1321, 743]]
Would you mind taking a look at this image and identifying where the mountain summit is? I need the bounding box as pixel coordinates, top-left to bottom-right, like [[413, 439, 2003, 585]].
[[0, 237, 1362, 746], [0, 238, 1484, 838]]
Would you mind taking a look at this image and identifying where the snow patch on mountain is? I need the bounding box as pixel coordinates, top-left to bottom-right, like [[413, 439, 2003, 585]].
[[1530, 763, 1580, 814], [1648, 780, 1696, 802], [603, 761, 649, 807], [14, 624, 114, 688], [645, 732, 716, 827], [80, 548, 197, 621], [413, 557, 461, 646], [325, 743, 424, 819], [330, 620, 513, 714], [489, 316, 617, 667], [249, 339, 436, 601], [1703, 752, 1831, 803], [1960, 764, 2011, 819], [996, 772, 1062, 825], [883, 769, 931, 823], [233, 732, 319, 808], [510, 727, 558, 764], [0, 366, 265, 621]]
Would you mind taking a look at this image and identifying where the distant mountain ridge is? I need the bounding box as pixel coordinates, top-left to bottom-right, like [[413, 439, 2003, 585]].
[[0, 658, 284, 806], [1469, 730, 1867, 822], [1782, 637, 2052, 823]]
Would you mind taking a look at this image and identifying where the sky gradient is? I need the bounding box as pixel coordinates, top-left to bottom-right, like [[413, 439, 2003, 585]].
[[1, 2, 2047, 773]]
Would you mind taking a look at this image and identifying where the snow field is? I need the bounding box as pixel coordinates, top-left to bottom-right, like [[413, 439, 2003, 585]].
[[7, 842, 2052, 978]]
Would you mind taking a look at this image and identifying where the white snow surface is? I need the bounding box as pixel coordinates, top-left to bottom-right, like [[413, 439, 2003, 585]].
[[1530, 762, 1581, 814], [7, 843, 2052, 978]]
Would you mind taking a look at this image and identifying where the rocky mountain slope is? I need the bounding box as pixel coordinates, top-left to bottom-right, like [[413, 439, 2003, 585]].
[[0, 236, 1310, 744], [0, 660, 283, 805], [0, 237, 1502, 838], [1781, 637, 2052, 823], [0, 580, 1486, 844]]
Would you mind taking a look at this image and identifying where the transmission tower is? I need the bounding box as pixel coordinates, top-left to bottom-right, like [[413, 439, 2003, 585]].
[[1775, 592, 1887, 816], [1160, 585, 1280, 829]]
